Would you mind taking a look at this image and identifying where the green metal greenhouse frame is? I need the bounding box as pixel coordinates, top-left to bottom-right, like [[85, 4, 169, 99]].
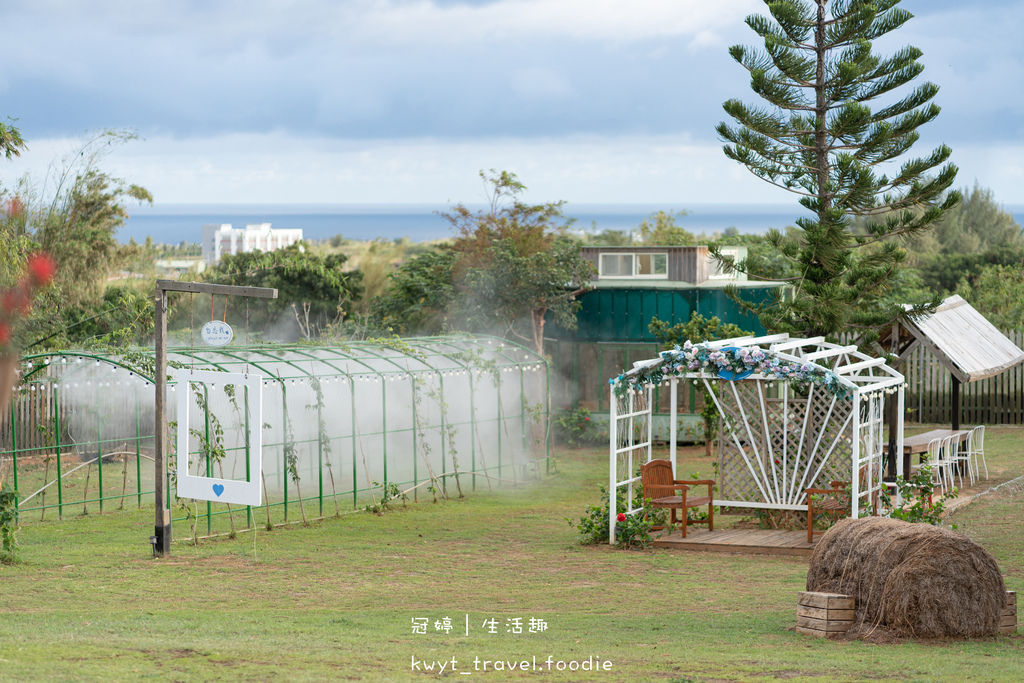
[[1, 336, 550, 539]]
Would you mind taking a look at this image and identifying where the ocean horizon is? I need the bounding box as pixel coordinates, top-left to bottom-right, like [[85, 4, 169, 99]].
[[119, 202, 1024, 245]]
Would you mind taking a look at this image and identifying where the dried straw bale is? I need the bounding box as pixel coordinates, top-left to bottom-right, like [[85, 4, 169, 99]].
[[806, 517, 1005, 640]]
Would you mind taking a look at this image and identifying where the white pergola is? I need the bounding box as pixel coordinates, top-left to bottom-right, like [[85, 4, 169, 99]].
[[608, 334, 905, 545]]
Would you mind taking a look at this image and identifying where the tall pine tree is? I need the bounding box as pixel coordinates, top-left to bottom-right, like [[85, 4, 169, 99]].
[[715, 0, 960, 339]]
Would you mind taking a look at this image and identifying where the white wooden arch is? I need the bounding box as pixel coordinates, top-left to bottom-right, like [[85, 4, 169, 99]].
[[608, 334, 905, 545]]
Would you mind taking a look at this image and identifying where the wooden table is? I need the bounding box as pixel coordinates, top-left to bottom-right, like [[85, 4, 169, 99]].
[[884, 429, 970, 478]]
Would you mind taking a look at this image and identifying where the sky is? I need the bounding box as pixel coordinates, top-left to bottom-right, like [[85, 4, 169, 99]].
[[0, 0, 1022, 207]]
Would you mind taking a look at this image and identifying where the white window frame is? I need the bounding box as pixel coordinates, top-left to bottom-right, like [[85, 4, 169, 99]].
[[709, 247, 743, 280], [599, 252, 669, 279]]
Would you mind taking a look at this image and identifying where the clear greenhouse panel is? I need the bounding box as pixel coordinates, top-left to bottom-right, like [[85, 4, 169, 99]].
[[3, 336, 551, 538]]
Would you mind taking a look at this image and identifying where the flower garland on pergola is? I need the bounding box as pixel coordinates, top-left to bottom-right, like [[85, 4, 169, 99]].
[[611, 341, 854, 401]]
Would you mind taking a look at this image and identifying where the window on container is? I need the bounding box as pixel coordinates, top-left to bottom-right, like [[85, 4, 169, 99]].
[[600, 254, 633, 277], [636, 253, 668, 277], [710, 247, 742, 279]]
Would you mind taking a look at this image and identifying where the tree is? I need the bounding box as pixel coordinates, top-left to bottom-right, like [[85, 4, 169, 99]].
[[715, 0, 960, 340], [908, 184, 1024, 293], [202, 244, 363, 341], [0, 130, 156, 350], [585, 228, 634, 247], [956, 265, 1024, 332], [372, 171, 595, 354], [441, 171, 595, 355], [455, 236, 594, 355], [648, 311, 751, 349], [636, 210, 695, 245], [370, 250, 456, 336], [0, 118, 25, 160], [913, 183, 1024, 256]]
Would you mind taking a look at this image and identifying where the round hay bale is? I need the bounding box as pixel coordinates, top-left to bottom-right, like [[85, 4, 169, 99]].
[[806, 517, 1005, 640]]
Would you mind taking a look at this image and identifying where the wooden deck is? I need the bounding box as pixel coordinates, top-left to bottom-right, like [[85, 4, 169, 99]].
[[652, 527, 816, 557]]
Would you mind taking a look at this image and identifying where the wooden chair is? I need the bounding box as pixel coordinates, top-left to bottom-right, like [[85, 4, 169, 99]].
[[639, 459, 714, 538], [806, 481, 850, 543]]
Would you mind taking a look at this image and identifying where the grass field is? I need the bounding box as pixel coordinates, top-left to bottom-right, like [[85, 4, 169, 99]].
[[0, 425, 1021, 682]]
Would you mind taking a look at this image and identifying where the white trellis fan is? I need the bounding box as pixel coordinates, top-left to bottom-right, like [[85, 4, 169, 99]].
[[609, 334, 905, 545]]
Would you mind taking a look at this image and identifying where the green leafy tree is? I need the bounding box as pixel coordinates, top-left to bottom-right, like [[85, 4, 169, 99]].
[[584, 228, 634, 247], [0, 117, 25, 160], [715, 0, 960, 339], [918, 247, 1024, 298], [913, 183, 1024, 256], [202, 244, 363, 341], [636, 210, 694, 246], [648, 311, 751, 349], [443, 170, 595, 355], [455, 236, 594, 355], [370, 250, 456, 335], [372, 171, 595, 353], [0, 130, 155, 350], [909, 184, 1024, 293], [956, 265, 1024, 332]]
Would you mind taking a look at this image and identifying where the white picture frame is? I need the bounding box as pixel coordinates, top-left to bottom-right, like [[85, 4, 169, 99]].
[[174, 368, 263, 506]]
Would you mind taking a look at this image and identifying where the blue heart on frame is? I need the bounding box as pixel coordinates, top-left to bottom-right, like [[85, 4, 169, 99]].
[[212, 484, 225, 497]]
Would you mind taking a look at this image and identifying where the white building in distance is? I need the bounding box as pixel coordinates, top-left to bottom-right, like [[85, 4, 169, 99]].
[[202, 223, 304, 264]]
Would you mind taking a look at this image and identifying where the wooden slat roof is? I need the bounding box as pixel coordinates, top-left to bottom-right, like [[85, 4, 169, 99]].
[[902, 295, 1024, 383]]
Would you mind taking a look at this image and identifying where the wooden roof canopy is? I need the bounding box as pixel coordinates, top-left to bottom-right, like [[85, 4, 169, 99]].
[[881, 295, 1024, 383]]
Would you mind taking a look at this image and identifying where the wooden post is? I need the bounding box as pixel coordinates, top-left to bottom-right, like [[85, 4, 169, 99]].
[[152, 280, 277, 558], [887, 323, 900, 480], [952, 376, 961, 431], [153, 288, 171, 557]]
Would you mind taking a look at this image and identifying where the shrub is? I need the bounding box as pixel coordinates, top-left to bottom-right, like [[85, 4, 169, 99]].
[[566, 484, 658, 549], [553, 406, 604, 448]]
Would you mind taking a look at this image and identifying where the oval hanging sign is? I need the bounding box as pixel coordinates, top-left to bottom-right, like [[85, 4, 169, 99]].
[[201, 320, 234, 346]]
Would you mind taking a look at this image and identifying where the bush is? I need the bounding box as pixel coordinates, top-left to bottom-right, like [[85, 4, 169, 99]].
[[566, 484, 657, 549], [553, 406, 605, 448], [880, 466, 958, 527]]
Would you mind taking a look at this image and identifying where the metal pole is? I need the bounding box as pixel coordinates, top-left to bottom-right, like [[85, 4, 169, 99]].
[[670, 378, 678, 477], [153, 289, 171, 557], [608, 382, 617, 546]]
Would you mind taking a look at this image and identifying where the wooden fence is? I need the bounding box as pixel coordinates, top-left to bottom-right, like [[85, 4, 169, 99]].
[[550, 331, 1024, 427]]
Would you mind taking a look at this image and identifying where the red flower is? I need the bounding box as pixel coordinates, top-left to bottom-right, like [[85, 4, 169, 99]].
[[5, 197, 23, 217], [2, 289, 28, 316], [26, 253, 57, 286], [584, 417, 590, 421], [0, 323, 10, 345], [616, 513, 626, 522]]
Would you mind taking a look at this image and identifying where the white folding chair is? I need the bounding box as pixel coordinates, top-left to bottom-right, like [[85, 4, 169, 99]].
[[913, 438, 948, 493], [940, 436, 959, 493], [966, 425, 988, 480], [948, 433, 973, 488]]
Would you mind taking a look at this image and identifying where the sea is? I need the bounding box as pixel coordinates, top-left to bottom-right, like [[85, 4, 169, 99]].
[[119, 203, 1024, 245]]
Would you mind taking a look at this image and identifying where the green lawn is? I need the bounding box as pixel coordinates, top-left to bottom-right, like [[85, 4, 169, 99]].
[[0, 426, 1021, 682]]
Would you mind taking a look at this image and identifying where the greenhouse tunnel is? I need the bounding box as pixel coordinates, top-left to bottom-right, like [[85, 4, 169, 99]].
[[1, 336, 550, 538]]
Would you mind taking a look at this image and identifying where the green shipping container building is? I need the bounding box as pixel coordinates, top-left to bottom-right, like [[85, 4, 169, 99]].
[[546, 245, 787, 442]]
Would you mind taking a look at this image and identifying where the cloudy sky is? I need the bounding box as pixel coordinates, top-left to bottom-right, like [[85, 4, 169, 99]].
[[0, 0, 1021, 206]]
